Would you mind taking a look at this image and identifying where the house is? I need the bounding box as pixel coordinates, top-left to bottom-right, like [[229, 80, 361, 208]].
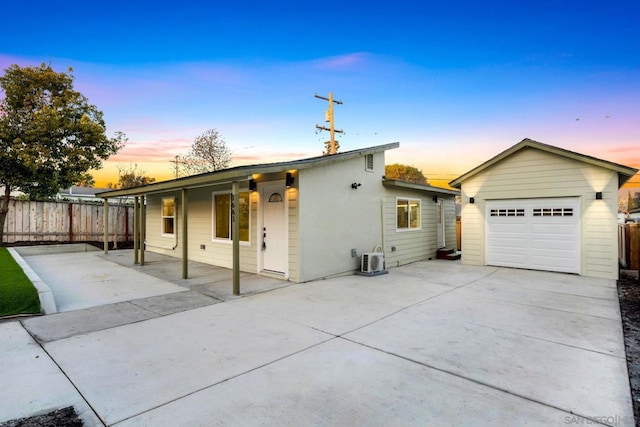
[[98, 143, 459, 287], [57, 186, 131, 203], [449, 138, 639, 280]]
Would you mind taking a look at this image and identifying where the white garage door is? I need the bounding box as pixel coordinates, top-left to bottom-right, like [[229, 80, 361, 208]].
[[486, 198, 580, 273]]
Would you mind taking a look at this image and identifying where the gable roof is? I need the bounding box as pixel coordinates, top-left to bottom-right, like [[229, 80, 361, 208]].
[[98, 142, 399, 198], [449, 138, 639, 189]]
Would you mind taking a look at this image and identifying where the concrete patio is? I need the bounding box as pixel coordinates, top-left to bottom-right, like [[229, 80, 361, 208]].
[[0, 247, 633, 426]]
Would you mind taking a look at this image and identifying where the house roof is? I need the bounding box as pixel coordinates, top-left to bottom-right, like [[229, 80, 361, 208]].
[[59, 186, 109, 197], [98, 142, 400, 198], [383, 179, 459, 196], [449, 138, 639, 189]]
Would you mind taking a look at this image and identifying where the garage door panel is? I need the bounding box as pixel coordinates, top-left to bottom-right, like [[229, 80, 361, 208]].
[[486, 198, 580, 274]]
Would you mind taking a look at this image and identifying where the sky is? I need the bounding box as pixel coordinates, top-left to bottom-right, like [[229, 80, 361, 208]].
[[1, 0, 639, 190]]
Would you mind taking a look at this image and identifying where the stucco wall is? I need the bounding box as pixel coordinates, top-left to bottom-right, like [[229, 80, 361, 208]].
[[459, 147, 620, 279], [297, 152, 386, 282]]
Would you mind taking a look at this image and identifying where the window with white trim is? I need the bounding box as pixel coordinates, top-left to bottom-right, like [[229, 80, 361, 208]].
[[161, 198, 175, 235], [532, 208, 573, 217], [213, 191, 250, 242], [396, 198, 421, 230], [490, 208, 525, 217]]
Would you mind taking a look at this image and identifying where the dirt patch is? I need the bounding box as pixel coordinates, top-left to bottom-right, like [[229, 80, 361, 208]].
[[618, 276, 640, 424], [0, 407, 82, 427]]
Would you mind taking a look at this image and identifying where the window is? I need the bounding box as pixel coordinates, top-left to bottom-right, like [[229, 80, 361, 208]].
[[161, 198, 175, 235], [213, 192, 250, 242], [532, 208, 573, 217], [365, 154, 374, 172], [397, 198, 421, 230], [490, 208, 525, 217]]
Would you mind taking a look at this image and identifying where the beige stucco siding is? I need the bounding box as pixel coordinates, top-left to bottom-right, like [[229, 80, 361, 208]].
[[460, 147, 620, 279], [382, 189, 457, 268], [297, 152, 385, 282]]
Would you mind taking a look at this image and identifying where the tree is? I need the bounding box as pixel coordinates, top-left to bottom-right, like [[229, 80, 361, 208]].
[[75, 173, 95, 187], [176, 129, 231, 177], [0, 63, 125, 244], [114, 164, 156, 189], [385, 164, 428, 184]]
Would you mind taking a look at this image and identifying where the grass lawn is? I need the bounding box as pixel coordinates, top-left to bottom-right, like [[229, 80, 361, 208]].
[[0, 247, 41, 317]]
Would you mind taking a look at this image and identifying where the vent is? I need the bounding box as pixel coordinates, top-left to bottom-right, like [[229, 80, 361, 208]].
[[365, 154, 374, 171], [361, 252, 384, 273]]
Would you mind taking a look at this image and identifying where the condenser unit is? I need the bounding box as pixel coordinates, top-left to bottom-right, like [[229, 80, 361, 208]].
[[361, 252, 384, 273]]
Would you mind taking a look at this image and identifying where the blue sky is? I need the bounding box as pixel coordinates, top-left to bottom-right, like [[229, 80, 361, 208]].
[[1, 0, 639, 187]]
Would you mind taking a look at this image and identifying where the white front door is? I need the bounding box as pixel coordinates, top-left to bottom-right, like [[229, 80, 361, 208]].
[[261, 182, 287, 273]]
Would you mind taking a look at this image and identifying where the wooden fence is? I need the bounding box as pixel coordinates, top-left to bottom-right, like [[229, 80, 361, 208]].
[[619, 223, 640, 271], [2, 199, 133, 244]]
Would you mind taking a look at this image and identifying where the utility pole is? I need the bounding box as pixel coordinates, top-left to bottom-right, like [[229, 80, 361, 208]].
[[315, 92, 344, 155], [170, 155, 185, 178]]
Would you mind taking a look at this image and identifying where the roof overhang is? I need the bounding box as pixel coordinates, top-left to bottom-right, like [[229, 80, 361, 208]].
[[383, 179, 459, 196], [98, 142, 400, 198], [449, 138, 639, 189]]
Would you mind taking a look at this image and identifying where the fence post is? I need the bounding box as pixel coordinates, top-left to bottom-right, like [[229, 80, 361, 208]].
[[68, 203, 73, 242]]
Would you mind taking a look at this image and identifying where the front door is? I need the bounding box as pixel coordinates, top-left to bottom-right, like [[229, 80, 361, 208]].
[[261, 181, 287, 273]]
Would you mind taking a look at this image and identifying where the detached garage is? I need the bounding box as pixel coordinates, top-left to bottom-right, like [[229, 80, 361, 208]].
[[450, 139, 638, 280]]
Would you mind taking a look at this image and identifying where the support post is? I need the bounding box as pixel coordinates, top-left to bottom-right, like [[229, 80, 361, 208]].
[[134, 197, 139, 264], [140, 195, 146, 266], [182, 188, 188, 279], [103, 199, 109, 254], [232, 181, 240, 295]]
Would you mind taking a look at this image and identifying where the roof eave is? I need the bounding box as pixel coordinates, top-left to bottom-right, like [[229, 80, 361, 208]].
[[449, 138, 639, 189], [383, 179, 460, 196], [98, 142, 400, 198]]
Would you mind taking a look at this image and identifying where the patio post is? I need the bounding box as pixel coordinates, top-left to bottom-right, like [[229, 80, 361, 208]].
[[140, 195, 145, 266], [182, 188, 188, 279], [134, 196, 139, 264], [103, 199, 109, 254], [232, 181, 240, 295]]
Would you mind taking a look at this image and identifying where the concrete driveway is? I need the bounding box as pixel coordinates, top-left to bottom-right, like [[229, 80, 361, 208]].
[[0, 251, 633, 426]]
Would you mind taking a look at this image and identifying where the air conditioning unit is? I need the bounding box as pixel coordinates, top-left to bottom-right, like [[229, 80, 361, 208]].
[[361, 252, 384, 273]]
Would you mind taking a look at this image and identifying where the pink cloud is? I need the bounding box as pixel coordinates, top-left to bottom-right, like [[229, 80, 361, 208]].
[[110, 138, 193, 162], [311, 52, 372, 70]]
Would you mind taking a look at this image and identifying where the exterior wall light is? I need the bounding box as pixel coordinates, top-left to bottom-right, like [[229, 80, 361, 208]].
[[249, 179, 257, 192], [595, 192, 603, 200], [433, 195, 438, 203], [469, 197, 475, 204], [286, 172, 294, 188]]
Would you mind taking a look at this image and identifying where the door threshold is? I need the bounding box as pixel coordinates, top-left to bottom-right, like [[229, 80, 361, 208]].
[[260, 270, 286, 279]]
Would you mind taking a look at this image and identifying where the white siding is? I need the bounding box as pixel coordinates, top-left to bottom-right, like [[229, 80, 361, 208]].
[[145, 184, 258, 274], [460, 147, 620, 279]]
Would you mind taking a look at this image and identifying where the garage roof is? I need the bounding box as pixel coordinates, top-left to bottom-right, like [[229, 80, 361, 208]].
[[449, 138, 638, 189]]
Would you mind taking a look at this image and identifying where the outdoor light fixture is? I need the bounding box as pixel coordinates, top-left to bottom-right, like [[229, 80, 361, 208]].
[[249, 179, 257, 192], [595, 192, 603, 200], [470, 197, 475, 204], [433, 195, 438, 203], [351, 182, 361, 190], [285, 172, 294, 188]]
